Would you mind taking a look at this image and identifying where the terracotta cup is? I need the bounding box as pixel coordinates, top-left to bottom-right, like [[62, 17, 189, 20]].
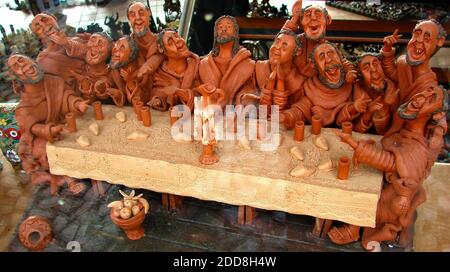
[[257, 119, 267, 140], [311, 115, 322, 135], [131, 97, 141, 115], [92, 101, 104, 120], [342, 121, 353, 135], [337, 156, 350, 180], [135, 101, 144, 121], [65, 112, 77, 132], [294, 121, 305, 142], [141, 106, 152, 127]]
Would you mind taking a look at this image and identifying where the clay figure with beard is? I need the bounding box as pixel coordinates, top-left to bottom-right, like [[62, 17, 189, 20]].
[[8, 54, 90, 195], [281, 0, 357, 80], [68, 33, 124, 105], [149, 30, 198, 111], [353, 54, 400, 135], [109, 36, 147, 105], [30, 13, 89, 88], [198, 15, 256, 108], [126, 2, 164, 90], [256, 29, 306, 111], [380, 20, 446, 137], [329, 86, 447, 250], [280, 42, 370, 129]]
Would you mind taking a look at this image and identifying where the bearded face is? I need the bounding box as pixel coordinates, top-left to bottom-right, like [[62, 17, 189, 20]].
[[86, 34, 110, 66], [7, 55, 44, 84], [398, 87, 444, 120], [406, 21, 443, 66], [313, 43, 344, 89], [215, 18, 237, 44], [160, 31, 190, 60], [301, 7, 328, 41], [359, 55, 386, 92], [111, 37, 132, 69], [127, 3, 150, 38], [269, 33, 297, 66], [30, 13, 60, 43]]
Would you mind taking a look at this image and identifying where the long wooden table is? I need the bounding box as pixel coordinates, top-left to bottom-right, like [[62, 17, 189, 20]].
[[47, 105, 383, 228]]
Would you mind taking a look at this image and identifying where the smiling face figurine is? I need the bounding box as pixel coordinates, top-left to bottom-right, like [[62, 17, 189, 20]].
[[110, 36, 138, 69], [7, 55, 44, 84], [269, 31, 299, 67], [127, 2, 151, 38], [358, 54, 386, 93], [30, 13, 60, 43], [406, 20, 446, 66], [312, 43, 344, 89], [86, 33, 112, 66], [301, 6, 331, 41], [158, 30, 190, 60]]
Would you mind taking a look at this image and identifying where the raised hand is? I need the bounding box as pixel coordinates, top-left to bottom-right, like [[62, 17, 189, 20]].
[[291, 0, 303, 25], [383, 29, 403, 52], [353, 96, 371, 113], [345, 69, 358, 84], [49, 31, 69, 46], [368, 96, 384, 113]]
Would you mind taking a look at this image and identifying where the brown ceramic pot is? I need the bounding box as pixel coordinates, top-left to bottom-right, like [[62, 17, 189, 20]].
[[337, 156, 350, 180], [110, 208, 146, 240], [18, 216, 53, 251]]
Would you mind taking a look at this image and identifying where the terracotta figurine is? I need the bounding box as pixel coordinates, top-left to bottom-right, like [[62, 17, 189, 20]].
[[329, 85, 448, 250], [353, 53, 399, 135], [380, 19, 447, 136], [148, 29, 198, 111], [8, 54, 89, 195], [198, 15, 256, 108], [69, 32, 124, 105], [127, 2, 164, 89], [30, 13, 88, 87], [282, 0, 357, 80], [256, 29, 305, 111], [280, 42, 370, 129], [110, 36, 147, 105]]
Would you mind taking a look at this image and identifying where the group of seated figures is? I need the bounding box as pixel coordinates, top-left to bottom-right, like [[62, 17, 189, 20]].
[[5, 0, 448, 250]]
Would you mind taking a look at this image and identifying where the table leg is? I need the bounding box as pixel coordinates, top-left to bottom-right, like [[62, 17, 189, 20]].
[[162, 193, 170, 210], [238, 206, 245, 225], [169, 194, 184, 210], [245, 206, 257, 225], [312, 218, 333, 238]]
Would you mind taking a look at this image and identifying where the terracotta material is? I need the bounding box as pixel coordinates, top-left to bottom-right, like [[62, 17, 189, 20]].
[[108, 189, 150, 240], [141, 106, 152, 127], [341, 121, 352, 135], [135, 101, 144, 121], [353, 54, 399, 135], [294, 121, 305, 142], [68, 33, 121, 104], [311, 115, 322, 135], [18, 216, 52, 251], [280, 43, 367, 129], [282, 1, 356, 79], [199, 143, 219, 165], [8, 54, 88, 195], [149, 30, 197, 111], [330, 84, 448, 250], [256, 30, 305, 110], [132, 96, 141, 115], [110, 36, 148, 105], [65, 112, 77, 132], [337, 156, 350, 180], [127, 2, 164, 88], [257, 120, 267, 140], [169, 107, 178, 126], [31, 13, 87, 86], [92, 101, 104, 120], [198, 15, 256, 108]]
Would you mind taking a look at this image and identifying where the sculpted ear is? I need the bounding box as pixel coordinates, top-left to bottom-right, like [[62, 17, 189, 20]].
[[437, 36, 445, 48], [326, 15, 332, 26]]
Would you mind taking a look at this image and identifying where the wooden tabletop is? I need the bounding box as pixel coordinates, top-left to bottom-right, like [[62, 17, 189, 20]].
[[47, 105, 383, 227]]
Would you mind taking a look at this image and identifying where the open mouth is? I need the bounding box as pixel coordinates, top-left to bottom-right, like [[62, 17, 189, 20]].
[[134, 20, 145, 29], [308, 24, 321, 34], [24, 65, 37, 78]]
